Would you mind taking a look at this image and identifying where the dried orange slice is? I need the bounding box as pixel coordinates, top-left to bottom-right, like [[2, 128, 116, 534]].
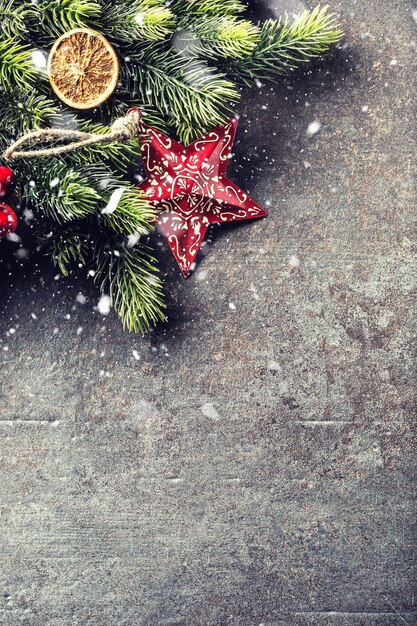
[[48, 28, 119, 110]]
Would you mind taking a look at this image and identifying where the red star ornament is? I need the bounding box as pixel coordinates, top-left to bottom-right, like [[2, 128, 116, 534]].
[[136, 114, 267, 277]]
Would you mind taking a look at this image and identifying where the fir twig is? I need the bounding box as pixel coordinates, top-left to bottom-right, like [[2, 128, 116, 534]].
[[121, 50, 239, 141], [0, 0, 39, 39], [171, 0, 247, 16], [0, 38, 41, 89], [102, 0, 176, 43], [227, 7, 342, 84], [37, 0, 101, 39], [37, 221, 90, 276], [23, 160, 101, 223], [94, 237, 166, 334], [176, 16, 260, 60]]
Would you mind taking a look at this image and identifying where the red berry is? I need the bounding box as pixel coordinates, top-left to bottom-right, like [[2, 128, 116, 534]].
[[0, 203, 18, 237], [0, 166, 16, 199]]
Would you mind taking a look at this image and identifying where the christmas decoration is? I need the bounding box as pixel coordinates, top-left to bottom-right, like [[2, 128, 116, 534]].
[[0, 0, 342, 332], [48, 28, 120, 109], [0, 165, 16, 199], [0, 203, 18, 237], [137, 113, 266, 276]]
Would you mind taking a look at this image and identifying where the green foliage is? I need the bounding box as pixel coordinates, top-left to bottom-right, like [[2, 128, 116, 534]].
[[122, 49, 239, 142], [176, 16, 260, 59], [101, 186, 157, 237], [0, 38, 41, 89], [37, 0, 101, 39], [94, 238, 166, 334], [0, 0, 342, 331], [38, 221, 89, 275], [171, 0, 247, 16], [226, 7, 343, 84], [102, 0, 176, 43], [0, 0, 38, 39], [0, 90, 59, 135], [23, 160, 100, 223]]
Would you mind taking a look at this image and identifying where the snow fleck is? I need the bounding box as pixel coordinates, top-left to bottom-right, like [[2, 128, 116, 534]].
[[389, 58, 397, 66], [196, 270, 207, 281], [76, 327, 83, 335], [9, 328, 16, 334], [127, 234, 140, 248], [412, 8, 417, 23], [201, 403, 220, 420], [268, 360, 282, 373], [361, 105, 369, 112], [228, 302, 236, 310], [49, 177, 60, 188], [132, 350, 140, 361], [135, 12, 144, 25], [97, 294, 111, 315], [279, 380, 289, 394], [76, 293, 87, 305], [306, 120, 321, 137], [15, 248, 29, 260], [101, 187, 125, 215], [29, 180, 36, 188], [88, 269, 95, 277], [288, 255, 300, 268], [31, 312, 37, 320], [31, 50, 47, 68]]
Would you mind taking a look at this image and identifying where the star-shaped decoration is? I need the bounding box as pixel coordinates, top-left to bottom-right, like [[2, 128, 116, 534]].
[[136, 116, 267, 277]]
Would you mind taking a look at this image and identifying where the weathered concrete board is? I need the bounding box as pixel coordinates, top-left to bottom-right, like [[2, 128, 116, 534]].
[[0, 1, 416, 624]]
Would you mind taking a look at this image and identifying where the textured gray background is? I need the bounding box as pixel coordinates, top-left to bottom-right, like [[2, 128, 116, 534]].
[[0, 1, 416, 624]]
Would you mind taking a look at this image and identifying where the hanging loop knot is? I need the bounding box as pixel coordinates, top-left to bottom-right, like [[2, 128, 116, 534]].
[[3, 108, 143, 162]]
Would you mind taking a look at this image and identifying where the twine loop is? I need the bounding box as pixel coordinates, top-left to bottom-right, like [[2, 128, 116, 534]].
[[3, 108, 143, 162]]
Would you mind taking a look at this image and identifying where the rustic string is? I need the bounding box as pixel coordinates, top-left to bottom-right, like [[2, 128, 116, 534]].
[[3, 108, 143, 162]]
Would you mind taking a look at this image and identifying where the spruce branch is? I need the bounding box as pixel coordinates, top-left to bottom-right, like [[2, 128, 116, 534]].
[[0, 90, 60, 135], [67, 120, 140, 172], [176, 16, 260, 60], [0, 0, 39, 39], [36, 221, 90, 276], [37, 0, 101, 39], [121, 50, 239, 141], [227, 7, 343, 84], [102, 0, 176, 43], [23, 160, 101, 223], [170, 0, 247, 16], [94, 237, 166, 334], [0, 38, 41, 89], [100, 186, 157, 238]]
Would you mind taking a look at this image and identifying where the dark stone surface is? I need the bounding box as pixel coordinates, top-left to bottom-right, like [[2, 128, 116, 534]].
[[0, 1, 416, 624]]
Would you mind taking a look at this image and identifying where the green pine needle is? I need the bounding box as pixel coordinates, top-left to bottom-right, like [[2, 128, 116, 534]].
[[94, 239, 166, 334], [171, 0, 247, 16], [102, 0, 176, 43], [0, 90, 60, 135], [177, 16, 260, 59], [38, 0, 101, 39], [38, 222, 89, 276], [0, 1, 39, 39], [101, 186, 157, 237], [122, 50, 239, 141], [229, 6, 343, 83], [24, 161, 101, 223], [0, 38, 41, 89]]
